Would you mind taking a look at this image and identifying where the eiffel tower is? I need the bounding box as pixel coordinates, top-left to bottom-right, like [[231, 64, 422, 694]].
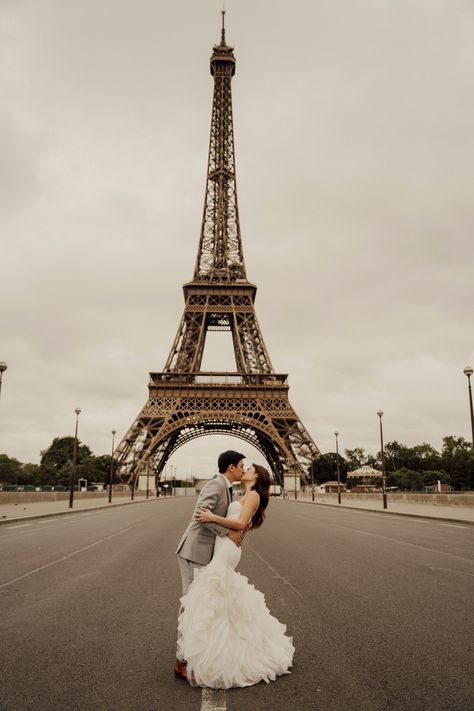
[[115, 14, 320, 490]]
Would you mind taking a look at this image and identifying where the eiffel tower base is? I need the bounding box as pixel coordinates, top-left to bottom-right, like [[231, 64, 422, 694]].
[[115, 371, 319, 488]]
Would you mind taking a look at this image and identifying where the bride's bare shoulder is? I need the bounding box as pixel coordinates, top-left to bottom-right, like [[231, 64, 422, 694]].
[[240, 490, 259, 506], [240, 491, 260, 506]]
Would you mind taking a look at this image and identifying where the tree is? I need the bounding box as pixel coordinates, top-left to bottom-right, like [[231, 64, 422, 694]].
[[309, 452, 349, 485], [0, 454, 22, 484], [421, 470, 451, 488], [344, 448, 366, 471], [40, 437, 94, 486], [441, 436, 474, 490], [380, 441, 407, 472], [17, 463, 41, 486], [378, 441, 442, 475], [389, 468, 423, 491], [88, 455, 117, 484], [410, 443, 441, 471]]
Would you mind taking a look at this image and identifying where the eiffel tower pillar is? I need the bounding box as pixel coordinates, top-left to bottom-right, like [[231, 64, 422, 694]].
[[115, 13, 320, 492]]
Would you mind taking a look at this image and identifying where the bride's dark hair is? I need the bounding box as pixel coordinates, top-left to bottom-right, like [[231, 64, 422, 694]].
[[250, 464, 271, 529]]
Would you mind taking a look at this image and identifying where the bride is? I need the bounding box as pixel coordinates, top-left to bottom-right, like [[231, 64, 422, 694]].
[[177, 463, 295, 689]]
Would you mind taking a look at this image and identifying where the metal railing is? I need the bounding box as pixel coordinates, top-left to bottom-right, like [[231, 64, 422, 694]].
[[149, 371, 288, 387]]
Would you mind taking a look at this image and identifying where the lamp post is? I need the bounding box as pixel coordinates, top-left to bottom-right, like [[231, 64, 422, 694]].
[[0, 362, 7, 401], [377, 410, 388, 509], [131, 449, 136, 501], [463, 366, 474, 450], [108, 430, 116, 504], [68, 408, 81, 509], [335, 431, 341, 504], [146, 457, 150, 499]]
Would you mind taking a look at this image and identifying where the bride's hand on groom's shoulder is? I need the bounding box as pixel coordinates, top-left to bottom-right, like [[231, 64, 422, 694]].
[[194, 507, 214, 523]]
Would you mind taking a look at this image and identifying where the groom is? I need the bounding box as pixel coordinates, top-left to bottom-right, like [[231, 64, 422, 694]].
[[174, 449, 245, 680]]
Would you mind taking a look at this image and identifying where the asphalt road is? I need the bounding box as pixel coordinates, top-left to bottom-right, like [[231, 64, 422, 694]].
[[0, 498, 473, 711]]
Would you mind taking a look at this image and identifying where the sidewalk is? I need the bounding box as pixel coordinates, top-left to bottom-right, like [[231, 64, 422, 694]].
[[284, 494, 474, 524], [3, 491, 473, 526], [0, 494, 164, 525]]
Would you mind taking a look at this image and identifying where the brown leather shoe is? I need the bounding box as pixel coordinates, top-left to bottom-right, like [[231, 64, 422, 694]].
[[174, 660, 188, 681]]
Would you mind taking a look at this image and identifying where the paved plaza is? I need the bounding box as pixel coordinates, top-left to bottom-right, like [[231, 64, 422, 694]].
[[0, 496, 473, 710]]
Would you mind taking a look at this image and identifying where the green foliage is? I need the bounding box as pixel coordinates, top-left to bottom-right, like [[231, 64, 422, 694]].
[[309, 452, 349, 485], [441, 436, 474, 490], [344, 448, 366, 470], [311, 435, 474, 492], [421, 470, 451, 487], [1, 438, 116, 488], [4, 432, 474, 492], [382, 441, 441, 473], [388, 468, 423, 491], [92, 455, 118, 484], [39, 436, 94, 486], [0, 456, 41, 486], [17, 463, 41, 486], [0, 454, 23, 484]]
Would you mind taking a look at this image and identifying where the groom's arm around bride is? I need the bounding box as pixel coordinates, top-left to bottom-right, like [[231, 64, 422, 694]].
[[175, 450, 245, 595]]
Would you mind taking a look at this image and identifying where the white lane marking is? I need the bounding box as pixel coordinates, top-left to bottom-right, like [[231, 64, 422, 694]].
[[6, 524, 32, 529], [38, 520, 54, 524], [200, 688, 226, 710], [60, 516, 79, 521], [428, 566, 474, 578], [0, 522, 142, 590], [439, 524, 468, 529], [246, 543, 303, 599]]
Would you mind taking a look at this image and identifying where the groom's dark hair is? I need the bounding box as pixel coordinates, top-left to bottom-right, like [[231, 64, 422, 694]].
[[218, 450, 245, 473]]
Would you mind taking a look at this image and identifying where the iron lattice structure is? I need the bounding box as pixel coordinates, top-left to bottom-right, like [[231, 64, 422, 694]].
[[115, 17, 320, 488]]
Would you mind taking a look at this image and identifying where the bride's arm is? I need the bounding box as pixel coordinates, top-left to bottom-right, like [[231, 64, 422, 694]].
[[195, 491, 259, 531], [195, 482, 231, 538]]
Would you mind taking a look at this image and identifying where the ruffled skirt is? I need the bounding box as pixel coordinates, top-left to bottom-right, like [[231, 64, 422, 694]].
[[177, 561, 295, 689]]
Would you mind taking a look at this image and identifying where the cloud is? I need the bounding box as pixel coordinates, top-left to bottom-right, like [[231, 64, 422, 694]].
[[1, 1, 473, 476]]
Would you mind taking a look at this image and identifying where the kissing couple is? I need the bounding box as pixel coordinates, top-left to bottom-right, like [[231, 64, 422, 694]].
[[175, 450, 294, 689]]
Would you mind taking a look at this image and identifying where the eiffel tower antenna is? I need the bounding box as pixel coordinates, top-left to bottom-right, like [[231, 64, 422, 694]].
[[115, 18, 320, 493], [221, 8, 226, 45]]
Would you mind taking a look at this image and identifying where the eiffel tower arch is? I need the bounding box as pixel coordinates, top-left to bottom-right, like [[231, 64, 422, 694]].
[[115, 14, 320, 490]]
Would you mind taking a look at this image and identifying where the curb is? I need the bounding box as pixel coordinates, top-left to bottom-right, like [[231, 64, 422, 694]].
[[280, 497, 474, 526], [0, 496, 163, 527]]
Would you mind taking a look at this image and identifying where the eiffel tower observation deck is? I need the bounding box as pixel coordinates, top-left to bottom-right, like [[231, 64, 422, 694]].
[[115, 14, 320, 489]]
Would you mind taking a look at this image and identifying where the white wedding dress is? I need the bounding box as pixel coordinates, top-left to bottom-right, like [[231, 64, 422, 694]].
[[177, 500, 295, 689]]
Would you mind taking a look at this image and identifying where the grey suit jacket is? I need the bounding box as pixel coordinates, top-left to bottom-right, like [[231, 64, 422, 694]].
[[176, 474, 231, 565]]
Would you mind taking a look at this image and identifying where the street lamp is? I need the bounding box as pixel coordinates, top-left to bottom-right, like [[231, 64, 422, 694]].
[[108, 430, 116, 504], [131, 449, 136, 501], [463, 366, 474, 450], [335, 431, 341, 504], [68, 408, 81, 509], [146, 457, 150, 499], [377, 410, 388, 509], [0, 361, 7, 401]]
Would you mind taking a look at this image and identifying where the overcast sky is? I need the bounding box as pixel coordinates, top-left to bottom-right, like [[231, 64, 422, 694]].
[[1, 0, 473, 477]]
